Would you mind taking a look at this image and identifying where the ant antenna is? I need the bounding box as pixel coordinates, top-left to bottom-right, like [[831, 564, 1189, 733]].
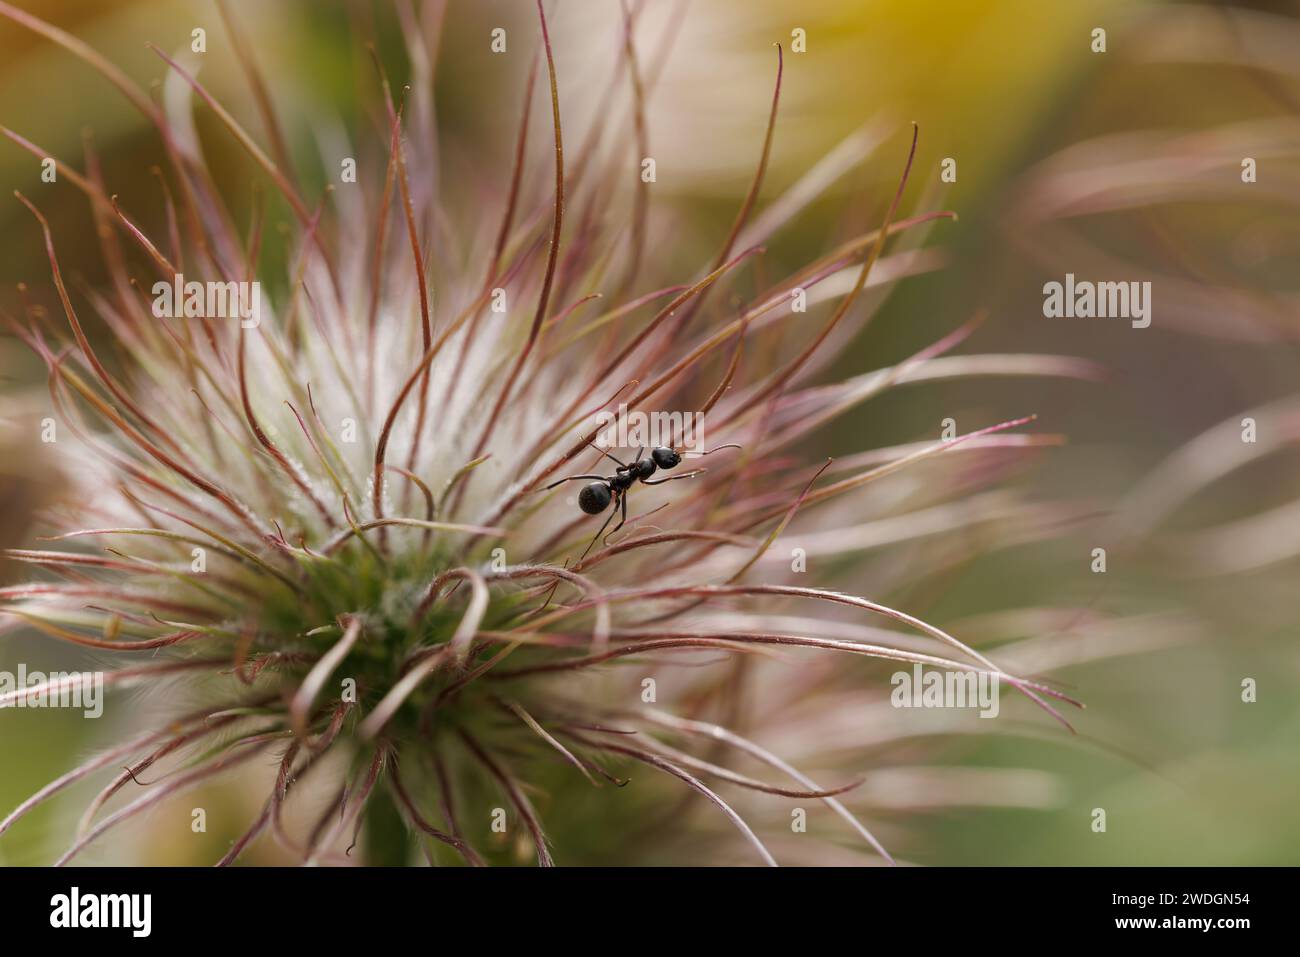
[[688, 443, 743, 457]]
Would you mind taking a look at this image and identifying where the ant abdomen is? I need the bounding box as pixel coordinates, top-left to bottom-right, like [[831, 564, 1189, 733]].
[[578, 482, 612, 514]]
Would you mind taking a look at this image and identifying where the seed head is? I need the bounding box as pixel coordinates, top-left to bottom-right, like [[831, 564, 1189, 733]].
[[0, 1, 1089, 866]]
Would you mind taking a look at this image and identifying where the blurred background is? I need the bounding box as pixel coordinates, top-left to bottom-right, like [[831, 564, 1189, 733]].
[[1, 0, 1297, 865]]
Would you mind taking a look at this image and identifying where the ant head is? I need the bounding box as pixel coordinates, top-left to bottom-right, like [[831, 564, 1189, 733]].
[[578, 481, 612, 515], [650, 446, 681, 470]]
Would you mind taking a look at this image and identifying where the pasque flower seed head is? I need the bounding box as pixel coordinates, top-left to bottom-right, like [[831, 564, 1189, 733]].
[[0, 0, 1086, 866]]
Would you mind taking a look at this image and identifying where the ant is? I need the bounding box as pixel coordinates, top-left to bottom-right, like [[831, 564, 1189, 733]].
[[543, 443, 739, 559]]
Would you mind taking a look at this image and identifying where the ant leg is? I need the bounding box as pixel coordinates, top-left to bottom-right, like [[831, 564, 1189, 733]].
[[579, 434, 627, 468], [577, 493, 621, 562], [595, 448, 627, 468], [642, 469, 706, 486], [602, 491, 630, 546], [542, 473, 607, 491]]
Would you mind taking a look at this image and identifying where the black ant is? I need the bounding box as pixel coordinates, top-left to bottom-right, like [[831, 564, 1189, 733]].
[[543, 443, 739, 558]]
